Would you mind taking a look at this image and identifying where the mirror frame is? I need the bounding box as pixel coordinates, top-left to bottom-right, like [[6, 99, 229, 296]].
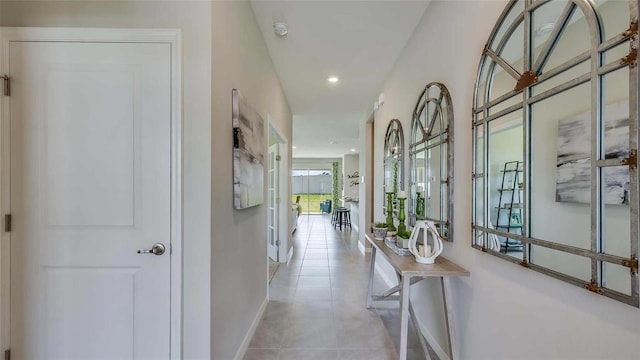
[[472, 0, 640, 307], [383, 119, 404, 214], [409, 82, 454, 241]]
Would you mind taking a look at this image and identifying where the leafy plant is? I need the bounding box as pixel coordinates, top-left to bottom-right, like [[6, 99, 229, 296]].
[[397, 229, 412, 239], [373, 222, 387, 228], [332, 162, 340, 210]]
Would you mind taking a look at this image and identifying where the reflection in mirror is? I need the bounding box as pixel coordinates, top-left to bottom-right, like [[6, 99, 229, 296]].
[[604, 262, 632, 296], [490, 0, 525, 53], [531, 83, 591, 251], [530, 245, 592, 283], [472, 0, 639, 306], [384, 119, 404, 214], [488, 112, 523, 258], [410, 83, 453, 240], [596, 0, 630, 42]]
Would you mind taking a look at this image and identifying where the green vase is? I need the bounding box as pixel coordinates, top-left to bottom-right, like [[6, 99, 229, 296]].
[[397, 197, 406, 233], [386, 192, 395, 229]]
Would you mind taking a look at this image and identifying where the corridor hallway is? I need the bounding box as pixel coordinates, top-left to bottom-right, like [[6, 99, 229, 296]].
[[245, 215, 439, 360]]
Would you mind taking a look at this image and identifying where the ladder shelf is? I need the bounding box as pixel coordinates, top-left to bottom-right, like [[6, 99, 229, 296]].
[[494, 161, 524, 253]]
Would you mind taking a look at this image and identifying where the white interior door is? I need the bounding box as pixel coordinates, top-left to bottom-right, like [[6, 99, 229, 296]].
[[267, 143, 279, 262], [8, 40, 172, 360]]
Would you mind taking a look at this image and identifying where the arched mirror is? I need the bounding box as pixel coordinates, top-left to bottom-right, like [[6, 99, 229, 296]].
[[472, 0, 639, 306], [409, 82, 454, 241], [383, 119, 404, 214]]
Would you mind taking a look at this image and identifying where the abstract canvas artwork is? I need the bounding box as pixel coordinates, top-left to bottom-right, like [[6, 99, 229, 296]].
[[233, 89, 265, 209], [556, 101, 629, 205]]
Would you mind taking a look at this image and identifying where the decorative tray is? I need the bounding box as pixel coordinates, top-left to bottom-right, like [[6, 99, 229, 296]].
[[384, 238, 412, 256]]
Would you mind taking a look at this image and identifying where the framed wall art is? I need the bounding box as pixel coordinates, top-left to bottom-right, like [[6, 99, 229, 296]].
[[232, 89, 265, 209]]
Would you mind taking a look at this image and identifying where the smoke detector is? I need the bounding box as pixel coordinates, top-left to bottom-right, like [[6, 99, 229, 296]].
[[273, 21, 288, 37]]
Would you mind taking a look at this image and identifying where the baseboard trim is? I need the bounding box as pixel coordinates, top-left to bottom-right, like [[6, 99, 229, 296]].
[[287, 246, 294, 264], [375, 259, 450, 360], [415, 315, 451, 360], [233, 297, 268, 360], [357, 240, 371, 255]]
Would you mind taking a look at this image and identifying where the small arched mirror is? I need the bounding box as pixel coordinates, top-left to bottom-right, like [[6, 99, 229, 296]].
[[383, 119, 404, 214], [472, 0, 639, 306], [410, 83, 454, 241]]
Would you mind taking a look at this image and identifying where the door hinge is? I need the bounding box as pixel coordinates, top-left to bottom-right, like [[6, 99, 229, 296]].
[[4, 214, 11, 232], [1, 75, 9, 96], [622, 255, 638, 275], [622, 149, 638, 169], [276, 155, 281, 161], [4, 349, 10, 360], [275, 240, 281, 246]]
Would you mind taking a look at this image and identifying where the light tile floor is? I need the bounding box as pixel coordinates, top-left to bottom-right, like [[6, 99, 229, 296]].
[[245, 215, 439, 360]]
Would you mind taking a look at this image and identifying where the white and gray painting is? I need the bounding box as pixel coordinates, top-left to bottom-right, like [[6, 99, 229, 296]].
[[556, 102, 629, 205], [233, 89, 265, 209]]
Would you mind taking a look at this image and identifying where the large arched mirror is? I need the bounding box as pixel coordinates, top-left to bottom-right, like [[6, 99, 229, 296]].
[[384, 119, 404, 214], [472, 0, 639, 306], [410, 82, 454, 241]]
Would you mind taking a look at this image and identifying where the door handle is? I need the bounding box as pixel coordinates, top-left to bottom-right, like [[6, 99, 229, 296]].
[[137, 243, 166, 256]]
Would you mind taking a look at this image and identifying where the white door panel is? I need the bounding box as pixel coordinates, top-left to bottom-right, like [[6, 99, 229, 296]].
[[46, 66, 136, 226], [267, 143, 279, 261], [9, 41, 171, 360]]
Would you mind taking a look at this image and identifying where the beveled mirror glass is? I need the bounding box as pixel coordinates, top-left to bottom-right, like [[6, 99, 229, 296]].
[[384, 119, 404, 214], [472, 0, 639, 306], [409, 83, 454, 240]]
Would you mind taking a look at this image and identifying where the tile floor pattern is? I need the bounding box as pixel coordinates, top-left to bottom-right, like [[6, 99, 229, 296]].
[[245, 215, 439, 360]]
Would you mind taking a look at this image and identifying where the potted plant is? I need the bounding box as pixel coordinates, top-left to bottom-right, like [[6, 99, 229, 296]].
[[371, 222, 388, 240], [397, 229, 413, 248]]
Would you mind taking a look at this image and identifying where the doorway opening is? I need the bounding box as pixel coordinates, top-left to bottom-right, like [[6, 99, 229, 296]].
[[291, 169, 333, 215]]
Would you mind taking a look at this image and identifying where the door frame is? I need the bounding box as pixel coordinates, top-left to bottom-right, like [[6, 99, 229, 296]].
[[267, 116, 290, 264], [267, 141, 280, 262], [0, 27, 183, 359]]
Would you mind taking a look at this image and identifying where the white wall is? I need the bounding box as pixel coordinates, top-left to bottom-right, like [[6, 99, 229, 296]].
[[210, 1, 292, 359], [342, 154, 359, 199], [359, 117, 374, 249], [373, 1, 640, 359], [293, 157, 342, 171], [1, 2, 212, 358]]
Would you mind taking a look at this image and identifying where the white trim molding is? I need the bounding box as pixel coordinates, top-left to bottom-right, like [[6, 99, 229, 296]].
[[233, 297, 268, 360], [358, 239, 372, 255], [0, 27, 183, 360]]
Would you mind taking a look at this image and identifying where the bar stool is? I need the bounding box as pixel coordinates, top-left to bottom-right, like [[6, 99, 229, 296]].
[[332, 207, 346, 226], [333, 208, 351, 230]]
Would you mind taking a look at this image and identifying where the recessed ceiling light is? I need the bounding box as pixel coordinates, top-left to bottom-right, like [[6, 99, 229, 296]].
[[535, 22, 555, 37], [351, 148, 356, 152], [292, 146, 297, 149], [273, 21, 288, 37], [328, 76, 339, 83]]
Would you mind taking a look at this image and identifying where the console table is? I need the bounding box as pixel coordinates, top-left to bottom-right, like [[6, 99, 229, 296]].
[[365, 233, 469, 360]]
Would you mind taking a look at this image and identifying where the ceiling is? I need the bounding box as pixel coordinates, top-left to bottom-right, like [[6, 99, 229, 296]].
[[250, 0, 431, 158]]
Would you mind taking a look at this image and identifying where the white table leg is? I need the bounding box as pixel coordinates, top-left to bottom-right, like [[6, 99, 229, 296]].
[[399, 275, 411, 360], [366, 247, 377, 309], [441, 277, 458, 360]]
